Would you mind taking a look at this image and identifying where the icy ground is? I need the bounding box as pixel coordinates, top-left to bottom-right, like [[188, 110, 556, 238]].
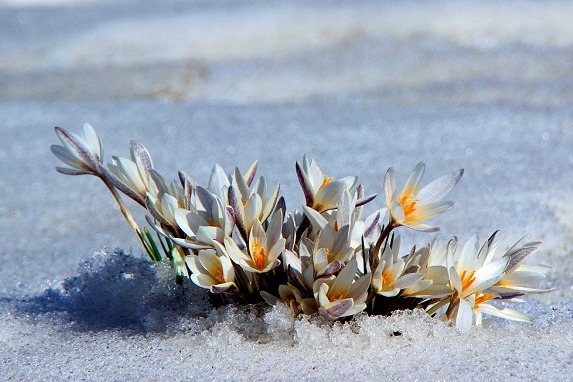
[[1, 0, 573, 380]]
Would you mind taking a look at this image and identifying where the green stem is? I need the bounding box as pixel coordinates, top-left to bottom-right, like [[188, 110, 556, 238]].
[[102, 180, 147, 249], [426, 297, 451, 317], [372, 222, 396, 259]]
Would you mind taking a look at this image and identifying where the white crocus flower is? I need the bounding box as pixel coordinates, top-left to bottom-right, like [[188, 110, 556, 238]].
[[371, 237, 426, 297], [384, 162, 463, 232], [313, 258, 370, 319], [296, 155, 358, 213], [146, 192, 180, 229], [106, 140, 158, 206], [51, 123, 103, 176], [310, 224, 354, 277], [491, 237, 554, 295], [228, 168, 280, 238], [224, 210, 285, 273], [303, 189, 381, 250], [400, 244, 451, 298], [173, 186, 234, 249], [445, 235, 532, 332], [186, 249, 236, 293], [206, 161, 258, 204], [261, 283, 318, 316]]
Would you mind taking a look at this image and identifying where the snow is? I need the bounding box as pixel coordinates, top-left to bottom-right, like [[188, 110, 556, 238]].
[[1, 0, 573, 380]]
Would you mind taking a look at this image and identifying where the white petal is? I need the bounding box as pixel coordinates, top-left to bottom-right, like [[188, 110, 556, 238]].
[[347, 274, 370, 301], [328, 258, 357, 299], [314, 180, 350, 211], [55, 166, 89, 176], [302, 205, 329, 231], [399, 162, 425, 200], [174, 208, 195, 237], [81, 122, 102, 161], [224, 237, 252, 266], [477, 304, 532, 323], [456, 234, 479, 272], [244, 193, 263, 231], [208, 164, 230, 195], [449, 266, 462, 294], [383, 167, 396, 210], [456, 298, 474, 332], [394, 273, 426, 290], [416, 168, 463, 204], [468, 257, 509, 294], [196, 226, 223, 245]]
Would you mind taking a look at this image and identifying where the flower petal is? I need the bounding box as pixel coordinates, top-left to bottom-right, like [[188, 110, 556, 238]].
[[416, 168, 464, 204]]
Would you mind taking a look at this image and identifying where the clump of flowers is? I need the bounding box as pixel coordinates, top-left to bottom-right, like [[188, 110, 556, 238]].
[[52, 124, 553, 331]]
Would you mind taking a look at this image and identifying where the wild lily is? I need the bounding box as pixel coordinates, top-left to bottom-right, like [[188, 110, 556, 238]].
[[400, 244, 451, 298], [302, 189, 381, 250], [51, 125, 157, 260], [261, 283, 318, 316]]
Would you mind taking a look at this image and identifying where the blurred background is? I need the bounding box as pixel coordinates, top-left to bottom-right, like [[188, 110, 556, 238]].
[[1, 0, 572, 106], [2, 0, 573, 296]]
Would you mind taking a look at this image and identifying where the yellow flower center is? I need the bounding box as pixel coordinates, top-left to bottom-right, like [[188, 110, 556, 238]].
[[329, 287, 348, 301], [382, 269, 394, 288], [319, 177, 332, 190], [460, 270, 476, 292], [398, 189, 419, 217], [210, 262, 225, 283], [324, 248, 333, 263], [474, 292, 494, 306], [251, 239, 266, 270]]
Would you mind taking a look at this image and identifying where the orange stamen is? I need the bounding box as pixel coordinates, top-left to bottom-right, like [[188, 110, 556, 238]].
[[251, 239, 266, 270], [475, 292, 494, 305], [210, 262, 225, 283], [398, 189, 418, 216], [319, 177, 332, 190], [460, 270, 476, 292]]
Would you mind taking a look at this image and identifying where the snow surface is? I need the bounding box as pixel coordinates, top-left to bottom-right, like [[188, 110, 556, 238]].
[[1, 0, 573, 380]]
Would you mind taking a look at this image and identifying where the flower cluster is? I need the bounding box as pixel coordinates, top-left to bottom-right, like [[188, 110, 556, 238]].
[[52, 124, 553, 331]]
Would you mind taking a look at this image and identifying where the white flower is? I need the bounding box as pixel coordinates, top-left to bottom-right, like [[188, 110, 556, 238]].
[[313, 258, 370, 319], [224, 210, 285, 273], [491, 237, 554, 295], [206, 161, 257, 204], [172, 186, 234, 249], [106, 140, 157, 205], [261, 283, 318, 316], [302, 189, 381, 250], [296, 155, 357, 213], [384, 162, 463, 231], [228, 168, 280, 238], [51, 123, 103, 176], [371, 237, 426, 297], [186, 249, 236, 293], [400, 242, 451, 298], [445, 234, 532, 332]]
